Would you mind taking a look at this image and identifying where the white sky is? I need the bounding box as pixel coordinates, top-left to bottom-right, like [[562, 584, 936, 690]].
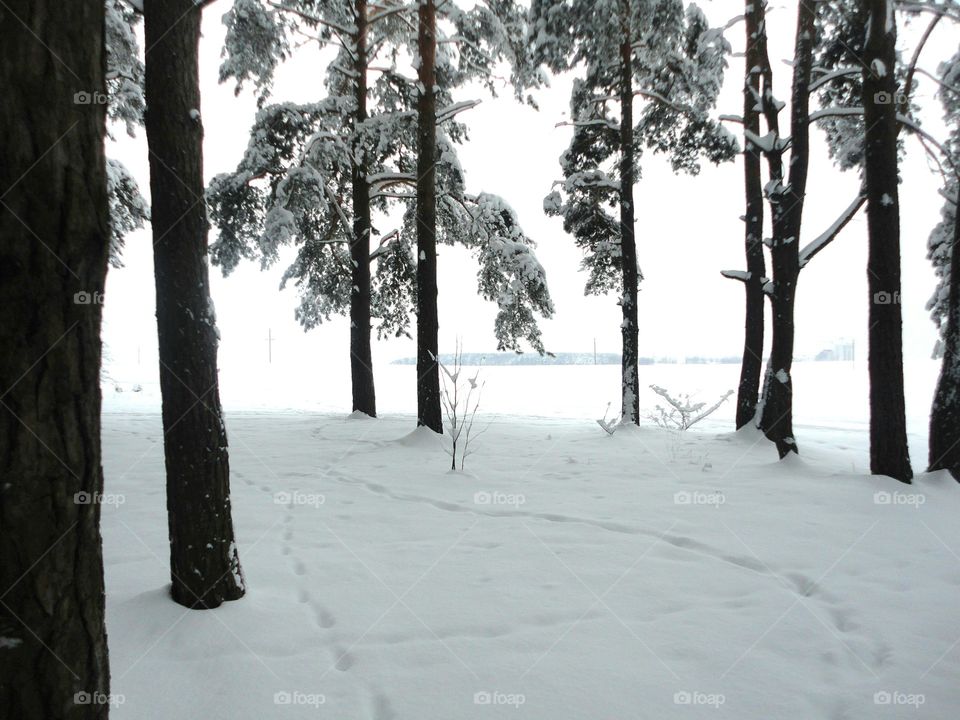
[[103, 1, 954, 383]]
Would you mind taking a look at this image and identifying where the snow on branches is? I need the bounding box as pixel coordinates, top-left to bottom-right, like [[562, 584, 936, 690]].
[[104, 0, 149, 266], [926, 48, 960, 355], [537, 1, 737, 297], [208, 0, 554, 352]]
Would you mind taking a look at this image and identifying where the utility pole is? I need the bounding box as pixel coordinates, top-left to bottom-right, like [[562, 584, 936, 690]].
[[267, 328, 273, 364]]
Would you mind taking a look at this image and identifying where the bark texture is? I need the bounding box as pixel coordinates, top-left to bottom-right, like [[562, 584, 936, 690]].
[[735, 0, 768, 430], [930, 184, 960, 479], [862, 0, 912, 482], [350, 0, 377, 417], [144, 0, 246, 607], [759, 0, 815, 457], [618, 1, 640, 425], [416, 0, 443, 433], [0, 0, 111, 715]]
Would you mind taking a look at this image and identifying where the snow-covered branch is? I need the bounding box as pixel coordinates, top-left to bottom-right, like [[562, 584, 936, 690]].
[[555, 119, 619, 130], [720, 269, 751, 283], [808, 67, 860, 92], [323, 184, 352, 236], [265, 1, 357, 38], [368, 2, 414, 26], [798, 194, 866, 268], [808, 106, 867, 122], [436, 99, 482, 124], [719, 114, 744, 124]]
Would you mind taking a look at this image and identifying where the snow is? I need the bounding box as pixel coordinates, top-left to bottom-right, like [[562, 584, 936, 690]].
[[99, 361, 960, 719], [743, 129, 786, 153]]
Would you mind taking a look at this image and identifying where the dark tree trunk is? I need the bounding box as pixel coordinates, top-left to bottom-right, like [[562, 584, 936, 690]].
[[862, 0, 912, 482], [619, 3, 640, 425], [736, 0, 768, 429], [930, 184, 960, 479], [350, 0, 377, 417], [0, 0, 111, 715], [759, 0, 816, 457], [144, 0, 246, 607], [416, 0, 443, 433]]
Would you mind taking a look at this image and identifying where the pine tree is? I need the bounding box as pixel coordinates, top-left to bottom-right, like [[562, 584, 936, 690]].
[[217, 0, 393, 416], [416, 0, 443, 431], [144, 0, 246, 608], [737, 0, 860, 457], [860, 0, 912, 482], [210, 0, 554, 430], [728, 0, 769, 429], [0, 0, 111, 714], [753, 1, 817, 457], [105, 0, 150, 266], [534, 0, 737, 424], [928, 49, 960, 479], [801, 1, 941, 468]]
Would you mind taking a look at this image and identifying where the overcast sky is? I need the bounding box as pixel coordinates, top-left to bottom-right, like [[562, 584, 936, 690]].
[[103, 1, 954, 385]]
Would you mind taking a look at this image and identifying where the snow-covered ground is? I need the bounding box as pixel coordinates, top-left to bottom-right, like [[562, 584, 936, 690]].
[[100, 361, 960, 719]]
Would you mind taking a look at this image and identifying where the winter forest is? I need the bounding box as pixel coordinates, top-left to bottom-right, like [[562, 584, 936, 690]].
[[2, 0, 960, 717]]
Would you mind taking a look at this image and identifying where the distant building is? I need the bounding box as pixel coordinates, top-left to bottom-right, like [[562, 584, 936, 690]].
[[815, 338, 855, 361]]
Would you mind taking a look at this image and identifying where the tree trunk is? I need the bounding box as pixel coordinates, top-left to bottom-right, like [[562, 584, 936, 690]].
[[350, 0, 377, 417], [618, 3, 640, 425], [144, 0, 246, 608], [736, 0, 767, 429], [0, 0, 111, 715], [930, 183, 960, 479], [416, 0, 443, 433], [759, 0, 816, 457], [862, 0, 912, 482]]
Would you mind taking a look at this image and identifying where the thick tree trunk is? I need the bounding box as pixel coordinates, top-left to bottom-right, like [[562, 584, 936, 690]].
[[930, 183, 960, 479], [619, 5, 640, 425], [862, 0, 912, 482], [0, 0, 111, 715], [350, 0, 377, 417], [144, 0, 246, 607], [759, 0, 816, 457], [736, 0, 767, 429], [416, 0, 443, 433]]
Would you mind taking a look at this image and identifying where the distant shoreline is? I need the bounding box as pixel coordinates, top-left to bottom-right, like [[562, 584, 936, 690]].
[[390, 352, 744, 367]]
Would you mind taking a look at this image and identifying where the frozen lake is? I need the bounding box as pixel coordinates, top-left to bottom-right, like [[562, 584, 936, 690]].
[[104, 358, 941, 471]]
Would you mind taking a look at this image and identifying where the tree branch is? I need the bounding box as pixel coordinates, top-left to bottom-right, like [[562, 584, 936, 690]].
[[901, 11, 943, 116], [798, 193, 866, 268]]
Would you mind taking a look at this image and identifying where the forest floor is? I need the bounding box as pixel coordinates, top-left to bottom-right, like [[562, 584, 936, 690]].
[[99, 408, 960, 719]]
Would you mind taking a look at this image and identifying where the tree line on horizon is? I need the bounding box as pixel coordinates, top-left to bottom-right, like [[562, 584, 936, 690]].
[[1, 0, 958, 716]]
